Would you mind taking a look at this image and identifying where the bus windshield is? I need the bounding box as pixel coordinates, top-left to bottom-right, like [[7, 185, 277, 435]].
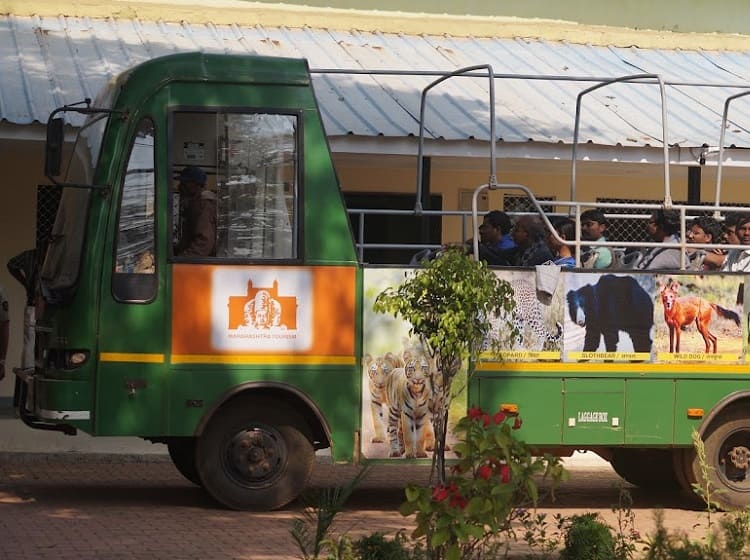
[[40, 104, 112, 300]]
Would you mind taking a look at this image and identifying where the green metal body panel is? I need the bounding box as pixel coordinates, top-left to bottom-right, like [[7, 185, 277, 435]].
[[473, 376, 563, 445], [623, 379, 675, 445], [673, 379, 750, 445], [475, 368, 750, 450], [563, 378, 624, 445]]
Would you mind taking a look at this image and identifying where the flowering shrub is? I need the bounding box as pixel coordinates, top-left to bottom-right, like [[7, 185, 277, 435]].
[[400, 406, 568, 560]]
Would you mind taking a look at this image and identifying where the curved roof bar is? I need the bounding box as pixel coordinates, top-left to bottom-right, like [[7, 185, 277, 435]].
[[416, 64, 496, 215], [715, 90, 750, 215], [571, 74, 671, 207]]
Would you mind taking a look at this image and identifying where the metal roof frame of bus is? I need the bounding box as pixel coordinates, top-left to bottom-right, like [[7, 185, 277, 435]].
[[408, 68, 750, 269]]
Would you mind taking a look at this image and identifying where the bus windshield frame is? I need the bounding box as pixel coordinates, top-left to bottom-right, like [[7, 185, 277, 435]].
[[40, 86, 118, 302]]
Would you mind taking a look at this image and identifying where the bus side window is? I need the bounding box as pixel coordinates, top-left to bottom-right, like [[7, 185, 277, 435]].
[[216, 113, 297, 260], [171, 110, 298, 261], [112, 117, 157, 302]]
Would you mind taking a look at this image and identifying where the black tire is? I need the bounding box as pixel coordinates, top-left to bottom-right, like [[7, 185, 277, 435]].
[[167, 437, 201, 486], [610, 449, 681, 490], [689, 406, 750, 510], [672, 447, 698, 496], [196, 397, 314, 511]]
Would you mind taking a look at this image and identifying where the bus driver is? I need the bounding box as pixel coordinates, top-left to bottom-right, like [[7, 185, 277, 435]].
[[175, 165, 217, 257]]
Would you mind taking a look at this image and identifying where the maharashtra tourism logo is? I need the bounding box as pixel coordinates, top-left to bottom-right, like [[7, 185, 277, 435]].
[[228, 279, 298, 338]]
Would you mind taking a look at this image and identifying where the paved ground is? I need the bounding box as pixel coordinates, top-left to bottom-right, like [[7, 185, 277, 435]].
[[0, 411, 722, 559], [0, 450, 716, 560]]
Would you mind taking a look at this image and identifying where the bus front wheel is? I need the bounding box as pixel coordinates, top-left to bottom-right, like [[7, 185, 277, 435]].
[[690, 406, 750, 510], [196, 397, 314, 511]]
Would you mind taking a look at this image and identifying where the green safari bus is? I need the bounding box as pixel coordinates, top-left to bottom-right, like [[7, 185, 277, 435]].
[[15, 52, 750, 511]]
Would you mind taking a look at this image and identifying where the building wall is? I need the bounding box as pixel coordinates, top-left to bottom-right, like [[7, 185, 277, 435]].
[[258, 0, 750, 35], [0, 138, 43, 401]]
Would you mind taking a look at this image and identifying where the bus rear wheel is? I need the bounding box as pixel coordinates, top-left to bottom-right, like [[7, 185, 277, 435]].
[[167, 437, 201, 486], [672, 446, 704, 503], [610, 449, 680, 490], [689, 407, 750, 510], [196, 397, 314, 511]]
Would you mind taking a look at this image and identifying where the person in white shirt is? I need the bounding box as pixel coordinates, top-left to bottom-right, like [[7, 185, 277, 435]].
[[637, 209, 682, 270]]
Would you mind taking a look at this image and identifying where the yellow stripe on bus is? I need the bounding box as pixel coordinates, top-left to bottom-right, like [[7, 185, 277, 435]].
[[170, 354, 357, 365], [475, 361, 750, 374], [100, 353, 165, 363]]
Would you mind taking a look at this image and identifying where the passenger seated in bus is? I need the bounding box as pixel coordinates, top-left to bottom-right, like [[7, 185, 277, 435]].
[[511, 215, 554, 266], [702, 212, 741, 269], [721, 213, 750, 272], [174, 165, 217, 257], [475, 210, 518, 265], [723, 212, 742, 245], [633, 209, 682, 270], [579, 209, 613, 268], [545, 217, 576, 267], [686, 216, 724, 270]]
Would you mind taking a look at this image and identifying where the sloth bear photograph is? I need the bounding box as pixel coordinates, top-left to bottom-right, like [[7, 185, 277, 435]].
[[566, 274, 654, 354]]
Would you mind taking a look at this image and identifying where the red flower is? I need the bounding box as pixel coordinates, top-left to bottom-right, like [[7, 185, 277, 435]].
[[493, 411, 506, 425], [449, 493, 468, 509], [477, 464, 493, 480], [512, 417, 523, 430], [498, 463, 511, 483], [432, 484, 450, 502], [482, 413, 491, 427], [468, 406, 483, 420]]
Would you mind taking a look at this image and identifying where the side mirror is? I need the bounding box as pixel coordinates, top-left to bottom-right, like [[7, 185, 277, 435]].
[[45, 117, 64, 178]]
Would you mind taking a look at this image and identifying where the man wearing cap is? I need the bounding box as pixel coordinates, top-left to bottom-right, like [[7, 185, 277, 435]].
[[175, 165, 217, 257]]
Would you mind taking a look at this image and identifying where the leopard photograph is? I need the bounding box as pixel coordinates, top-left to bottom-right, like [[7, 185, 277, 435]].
[[489, 269, 564, 357]]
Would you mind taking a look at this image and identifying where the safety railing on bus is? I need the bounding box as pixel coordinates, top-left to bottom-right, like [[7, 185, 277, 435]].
[[347, 196, 750, 269]]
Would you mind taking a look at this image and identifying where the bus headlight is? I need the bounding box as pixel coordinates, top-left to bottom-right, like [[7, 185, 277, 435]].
[[67, 351, 89, 368]]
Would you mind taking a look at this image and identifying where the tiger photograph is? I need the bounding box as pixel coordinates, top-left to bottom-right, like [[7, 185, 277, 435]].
[[361, 268, 466, 460]]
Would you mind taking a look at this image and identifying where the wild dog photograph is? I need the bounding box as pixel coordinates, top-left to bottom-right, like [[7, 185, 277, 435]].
[[361, 268, 466, 460], [564, 272, 655, 361], [654, 275, 742, 362]]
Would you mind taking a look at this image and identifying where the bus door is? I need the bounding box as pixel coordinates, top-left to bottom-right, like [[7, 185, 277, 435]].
[[95, 111, 166, 436]]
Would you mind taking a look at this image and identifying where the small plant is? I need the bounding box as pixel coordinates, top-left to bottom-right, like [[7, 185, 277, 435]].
[[319, 535, 356, 560], [400, 406, 566, 560], [290, 467, 369, 560], [559, 513, 616, 560], [354, 531, 412, 560], [690, 429, 721, 525], [719, 509, 750, 560], [643, 509, 724, 560], [516, 509, 566, 559], [612, 485, 640, 560]]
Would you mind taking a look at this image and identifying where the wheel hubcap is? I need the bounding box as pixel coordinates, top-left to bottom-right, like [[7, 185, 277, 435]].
[[226, 427, 286, 487], [719, 433, 750, 487], [728, 445, 750, 470]]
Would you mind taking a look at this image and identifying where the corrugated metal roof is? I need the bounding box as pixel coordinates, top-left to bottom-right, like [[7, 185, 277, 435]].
[[3, 14, 750, 149]]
